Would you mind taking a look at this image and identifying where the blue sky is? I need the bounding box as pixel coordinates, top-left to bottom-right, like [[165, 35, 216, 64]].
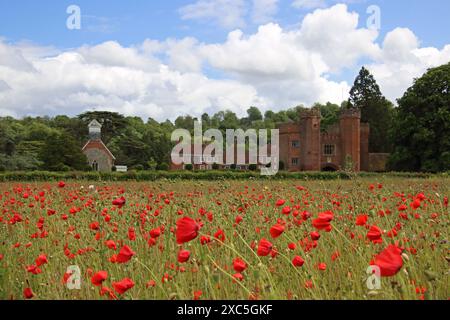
[[0, 0, 449, 120], [1, 0, 448, 50]]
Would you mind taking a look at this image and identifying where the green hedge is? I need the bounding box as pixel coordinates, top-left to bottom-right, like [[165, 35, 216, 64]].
[[0, 170, 445, 182]]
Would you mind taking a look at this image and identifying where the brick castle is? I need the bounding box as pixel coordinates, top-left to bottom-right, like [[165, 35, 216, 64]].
[[279, 107, 371, 172], [171, 108, 389, 172]]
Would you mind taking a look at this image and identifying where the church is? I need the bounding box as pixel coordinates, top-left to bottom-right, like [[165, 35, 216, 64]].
[[82, 120, 116, 172]]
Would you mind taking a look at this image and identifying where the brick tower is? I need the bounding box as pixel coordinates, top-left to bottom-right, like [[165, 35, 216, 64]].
[[300, 108, 321, 171], [339, 108, 361, 171], [360, 123, 370, 171]]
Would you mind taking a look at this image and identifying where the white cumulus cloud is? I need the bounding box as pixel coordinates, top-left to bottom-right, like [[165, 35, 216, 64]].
[[0, 4, 449, 121]]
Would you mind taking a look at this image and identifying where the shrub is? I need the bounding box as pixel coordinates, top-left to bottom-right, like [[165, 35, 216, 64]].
[[132, 164, 144, 171], [0, 170, 439, 182], [156, 163, 169, 171]]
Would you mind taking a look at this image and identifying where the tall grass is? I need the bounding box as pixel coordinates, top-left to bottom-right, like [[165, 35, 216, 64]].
[[0, 177, 448, 300]]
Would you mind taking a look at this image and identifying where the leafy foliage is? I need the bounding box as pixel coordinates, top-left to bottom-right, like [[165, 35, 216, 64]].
[[0, 63, 448, 173], [349, 67, 395, 153], [389, 62, 450, 172]]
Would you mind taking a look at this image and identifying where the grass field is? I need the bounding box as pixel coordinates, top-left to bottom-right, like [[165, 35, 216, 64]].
[[0, 177, 448, 300]]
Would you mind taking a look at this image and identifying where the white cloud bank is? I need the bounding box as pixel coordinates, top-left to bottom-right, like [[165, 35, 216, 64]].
[[0, 4, 449, 120]]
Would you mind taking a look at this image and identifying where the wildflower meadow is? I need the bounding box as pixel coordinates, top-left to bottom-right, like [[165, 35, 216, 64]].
[[0, 177, 448, 300]]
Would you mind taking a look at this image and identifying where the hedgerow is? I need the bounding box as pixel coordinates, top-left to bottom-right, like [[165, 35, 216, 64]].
[[0, 170, 441, 182]]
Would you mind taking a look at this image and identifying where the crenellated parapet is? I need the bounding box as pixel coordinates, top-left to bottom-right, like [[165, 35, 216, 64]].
[[340, 108, 361, 119], [300, 107, 321, 119]]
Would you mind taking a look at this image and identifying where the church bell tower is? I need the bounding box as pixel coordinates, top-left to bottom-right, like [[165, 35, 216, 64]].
[[88, 119, 102, 141]]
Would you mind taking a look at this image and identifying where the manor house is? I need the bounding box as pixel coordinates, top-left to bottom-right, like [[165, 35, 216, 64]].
[[171, 108, 389, 172]]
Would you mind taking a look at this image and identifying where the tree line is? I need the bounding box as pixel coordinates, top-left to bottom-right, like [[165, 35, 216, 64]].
[[0, 62, 449, 172]]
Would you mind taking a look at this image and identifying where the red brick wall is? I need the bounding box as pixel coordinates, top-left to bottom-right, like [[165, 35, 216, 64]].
[[300, 111, 321, 171], [360, 123, 370, 171], [168, 109, 377, 173], [320, 124, 342, 170], [279, 123, 301, 171], [339, 109, 361, 171]]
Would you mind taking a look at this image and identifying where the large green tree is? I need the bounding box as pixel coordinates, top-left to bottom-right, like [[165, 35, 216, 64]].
[[313, 102, 340, 132], [389, 62, 450, 172], [349, 66, 394, 153], [78, 111, 127, 144], [39, 132, 89, 171]]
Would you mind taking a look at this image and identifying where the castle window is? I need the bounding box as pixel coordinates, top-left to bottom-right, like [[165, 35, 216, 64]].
[[92, 161, 99, 171], [324, 144, 335, 156], [291, 140, 300, 148], [291, 158, 299, 166]]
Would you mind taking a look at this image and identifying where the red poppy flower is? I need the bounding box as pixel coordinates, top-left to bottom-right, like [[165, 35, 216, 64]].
[[416, 193, 426, 201], [370, 244, 403, 277], [178, 249, 191, 263], [35, 254, 48, 266], [112, 197, 126, 208], [233, 273, 244, 282], [23, 287, 34, 299], [176, 217, 200, 244], [367, 225, 383, 243], [105, 240, 117, 250], [332, 251, 340, 261], [58, 181, 66, 188], [281, 206, 291, 215], [128, 227, 136, 241], [89, 222, 100, 230], [356, 214, 368, 226], [275, 199, 286, 207], [100, 286, 118, 300], [318, 262, 327, 271], [193, 290, 202, 300], [27, 265, 42, 275], [301, 211, 311, 220], [112, 278, 135, 294], [312, 211, 333, 232], [91, 271, 108, 286], [410, 199, 421, 210], [269, 224, 285, 238], [200, 235, 211, 245], [292, 256, 305, 267], [257, 238, 273, 256], [214, 228, 226, 242], [116, 245, 135, 263], [150, 227, 161, 238], [310, 231, 320, 241], [233, 258, 247, 272]]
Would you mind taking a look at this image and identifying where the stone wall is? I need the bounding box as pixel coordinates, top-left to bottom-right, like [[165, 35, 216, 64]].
[[83, 148, 113, 172]]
